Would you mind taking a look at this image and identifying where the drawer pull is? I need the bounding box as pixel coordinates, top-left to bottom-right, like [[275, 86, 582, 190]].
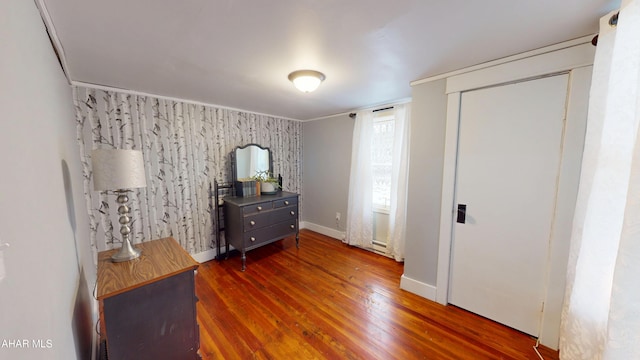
[[250, 236, 256, 242], [250, 220, 256, 226], [284, 200, 289, 205], [257, 206, 263, 211], [290, 224, 295, 229], [290, 211, 295, 216]]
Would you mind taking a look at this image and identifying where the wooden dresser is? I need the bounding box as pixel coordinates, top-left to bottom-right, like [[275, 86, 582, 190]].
[[97, 237, 200, 360], [223, 191, 299, 270]]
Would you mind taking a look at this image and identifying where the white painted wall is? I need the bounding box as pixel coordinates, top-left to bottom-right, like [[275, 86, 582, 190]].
[[401, 79, 448, 299], [302, 114, 354, 237], [0, 0, 95, 359]]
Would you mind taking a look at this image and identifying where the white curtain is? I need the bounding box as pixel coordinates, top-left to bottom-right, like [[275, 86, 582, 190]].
[[560, 2, 640, 359], [346, 103, 411, 261], [346, 110, 374, 248], [387, 104, 411, 261]]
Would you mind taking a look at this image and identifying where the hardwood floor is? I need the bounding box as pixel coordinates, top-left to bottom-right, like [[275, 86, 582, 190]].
[[195, 230, 560, 359]]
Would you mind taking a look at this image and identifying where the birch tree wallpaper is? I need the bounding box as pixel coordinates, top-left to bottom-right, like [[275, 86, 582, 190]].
[[73, 87, 302, 259]]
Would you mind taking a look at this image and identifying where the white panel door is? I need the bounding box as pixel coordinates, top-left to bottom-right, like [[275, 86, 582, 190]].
[[449, 74, 569, 336]]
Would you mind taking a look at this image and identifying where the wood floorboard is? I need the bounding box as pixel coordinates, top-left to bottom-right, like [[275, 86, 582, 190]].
[[195, 229, 560, 360]]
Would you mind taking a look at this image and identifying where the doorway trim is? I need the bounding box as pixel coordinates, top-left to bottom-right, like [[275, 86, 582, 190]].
[[435, 42, 594, 349]]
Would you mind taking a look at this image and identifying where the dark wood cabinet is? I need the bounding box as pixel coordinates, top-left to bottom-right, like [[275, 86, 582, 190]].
[[97, 237, 200, 360], [223, 191, 299, 270]]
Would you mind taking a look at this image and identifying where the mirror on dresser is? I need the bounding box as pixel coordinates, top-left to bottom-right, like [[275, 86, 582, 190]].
[[231, 143, 283, 196], [231, 143, 272, 182]]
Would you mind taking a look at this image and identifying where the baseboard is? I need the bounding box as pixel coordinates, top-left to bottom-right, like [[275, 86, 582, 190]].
[[192, 221, 315, 263], [302, 221, 345, 241], [92, 311, 98, 360], [400, 274, 437, 301], [192, 222, 342, 262], [191, 248, 217, 263]]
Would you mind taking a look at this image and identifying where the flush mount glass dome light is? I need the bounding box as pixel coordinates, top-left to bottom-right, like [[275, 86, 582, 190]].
[[288, 70, 326, 93]]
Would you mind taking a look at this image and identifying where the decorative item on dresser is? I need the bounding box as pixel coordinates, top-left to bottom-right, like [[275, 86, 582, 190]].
[[223, 192, 299, 271], [97, 237, 201, 360]]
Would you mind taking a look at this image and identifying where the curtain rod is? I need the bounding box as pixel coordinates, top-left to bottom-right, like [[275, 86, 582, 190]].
[[349, 106, 395, 118], [373, 106, 394, 113], [592, 11, 619, 46]]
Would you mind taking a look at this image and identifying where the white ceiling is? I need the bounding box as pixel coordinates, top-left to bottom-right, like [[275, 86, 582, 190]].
[[41, 0, 619, 120]]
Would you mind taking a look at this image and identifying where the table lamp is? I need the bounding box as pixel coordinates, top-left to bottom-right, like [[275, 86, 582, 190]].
[[92, 149, 147, 262]]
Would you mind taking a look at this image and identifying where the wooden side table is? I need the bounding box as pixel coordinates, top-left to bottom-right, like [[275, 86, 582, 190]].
[[97, 237, 200, 359]]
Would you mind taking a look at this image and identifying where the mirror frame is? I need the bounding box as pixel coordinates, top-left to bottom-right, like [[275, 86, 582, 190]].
[[230, 143, 273, 183]]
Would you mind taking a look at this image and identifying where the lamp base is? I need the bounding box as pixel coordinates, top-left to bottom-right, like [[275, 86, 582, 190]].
[[111, 238, 142, 262]]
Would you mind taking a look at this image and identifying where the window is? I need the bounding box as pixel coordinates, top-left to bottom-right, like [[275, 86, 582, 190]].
[[371, 113, 395, 211], [347, 103, 410, 260]]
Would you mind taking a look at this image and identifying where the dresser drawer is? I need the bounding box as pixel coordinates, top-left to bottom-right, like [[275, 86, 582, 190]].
[[243, 211, 271, 231], [244, 221, 297, 248], [270, 205, 297, 223], [243, 206, 297, 230], [242, 201, 273, 215], [274, 197, 297, 208]]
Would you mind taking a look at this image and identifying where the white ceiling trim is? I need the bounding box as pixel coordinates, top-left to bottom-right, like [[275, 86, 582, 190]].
[[411, 35, 595, 86], [71, 80, 304, 122], [34, 0, 71, 84]]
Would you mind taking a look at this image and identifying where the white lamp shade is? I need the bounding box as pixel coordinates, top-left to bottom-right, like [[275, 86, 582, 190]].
[[288, 70, 325, 93], [92, 149, 147, 191]]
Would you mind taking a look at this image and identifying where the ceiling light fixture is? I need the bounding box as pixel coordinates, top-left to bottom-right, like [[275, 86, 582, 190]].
[[288, 70, 326, 93]]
